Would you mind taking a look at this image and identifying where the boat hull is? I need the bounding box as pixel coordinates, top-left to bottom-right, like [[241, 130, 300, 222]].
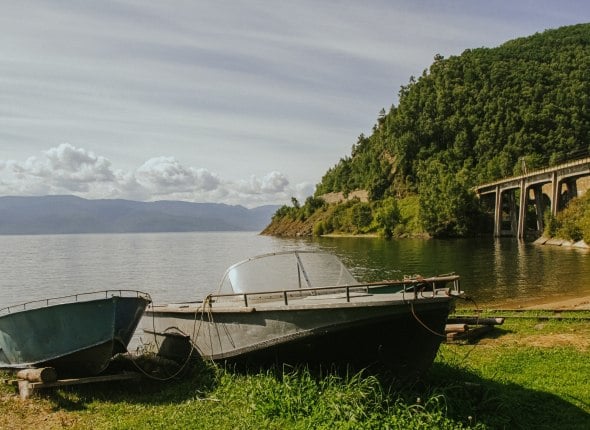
[[0, 295, 150, 376], [142, 296, 453, 378]]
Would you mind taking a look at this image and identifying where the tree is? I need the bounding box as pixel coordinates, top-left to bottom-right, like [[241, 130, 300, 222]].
[[417, 158, 479, 237], [374, 197, 401, 237], [351, 202, 373, 232]]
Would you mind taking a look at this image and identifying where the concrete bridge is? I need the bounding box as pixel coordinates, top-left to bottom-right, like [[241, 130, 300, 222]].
[[474, 156, 590, 238]]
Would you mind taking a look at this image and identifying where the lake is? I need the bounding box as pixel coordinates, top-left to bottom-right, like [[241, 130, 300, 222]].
[[0, 231, 589, 309]]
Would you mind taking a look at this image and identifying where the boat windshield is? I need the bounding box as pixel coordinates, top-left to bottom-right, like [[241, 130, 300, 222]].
[[218, 251, 358, 294]]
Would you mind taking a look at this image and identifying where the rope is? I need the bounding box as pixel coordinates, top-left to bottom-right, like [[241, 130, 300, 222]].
[[410, 292, 481, 335], [409, 301, 447, 338], [126, 295, 215, 382], [126, 346, 195, 382], [194, 294, 216, 360], [436, 294, 484, 367]]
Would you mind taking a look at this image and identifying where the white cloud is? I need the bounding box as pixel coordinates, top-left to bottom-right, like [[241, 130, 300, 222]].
[[46, 143, 115, 183], [4, 143, 116, 192], [0, 145, 310, 207], [135, 156, 220, 194], [261, 171, 289, 193], [236, 171, 289, 195]]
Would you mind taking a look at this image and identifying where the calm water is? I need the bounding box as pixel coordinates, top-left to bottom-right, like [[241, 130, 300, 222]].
[[0, 232, 589, 309]]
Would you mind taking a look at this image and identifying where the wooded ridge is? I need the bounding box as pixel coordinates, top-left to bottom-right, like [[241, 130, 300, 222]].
[[265, 23, 590, 240], [0, 195, 278, 234]]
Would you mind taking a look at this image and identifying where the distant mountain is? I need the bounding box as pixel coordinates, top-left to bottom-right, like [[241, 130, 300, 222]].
[[0, 196, 280, 234]]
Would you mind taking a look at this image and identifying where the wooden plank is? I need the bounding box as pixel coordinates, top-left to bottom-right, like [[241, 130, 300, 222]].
[[32, 372, 142, 388], [16, 372, 142, 400], [1, 378, 19, 386]]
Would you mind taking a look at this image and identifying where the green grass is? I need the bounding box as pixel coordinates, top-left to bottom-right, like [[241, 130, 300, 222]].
[[1, 312, 589, 429]]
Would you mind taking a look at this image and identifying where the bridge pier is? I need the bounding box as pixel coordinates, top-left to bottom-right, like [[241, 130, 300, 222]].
[[493, 188, 520, 238], [517, 179, 526, 239], [532, 185, 545, 232], [493, 185, 501, 237], [508, 190, 518, 237]]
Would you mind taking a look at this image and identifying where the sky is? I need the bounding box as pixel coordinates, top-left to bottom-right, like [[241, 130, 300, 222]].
[[0, 1, 588, 207]]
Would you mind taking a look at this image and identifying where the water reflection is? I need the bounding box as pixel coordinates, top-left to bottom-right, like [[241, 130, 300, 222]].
[[314, 236, 590, 307]]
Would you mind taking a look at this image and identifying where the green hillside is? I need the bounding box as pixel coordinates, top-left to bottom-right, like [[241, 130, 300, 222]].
[[265, 23, 590, 238]]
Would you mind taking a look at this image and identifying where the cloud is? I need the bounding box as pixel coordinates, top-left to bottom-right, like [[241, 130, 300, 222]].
[[236, 171, 289, 195], [261, 171, 289, 193], [135, 156, 220, 194], [0, 144, 311, 207], [4, 143, 116, 192]]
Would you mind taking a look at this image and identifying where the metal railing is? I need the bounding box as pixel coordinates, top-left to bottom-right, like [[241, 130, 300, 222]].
[[208, 275, 461, 308], [0, 290, 151, 316]]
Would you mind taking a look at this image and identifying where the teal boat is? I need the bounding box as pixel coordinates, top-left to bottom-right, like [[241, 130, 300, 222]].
[[0, 290, 150, 376]]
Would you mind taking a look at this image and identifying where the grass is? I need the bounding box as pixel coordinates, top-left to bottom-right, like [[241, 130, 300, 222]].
[[1, 311, 589, 429]]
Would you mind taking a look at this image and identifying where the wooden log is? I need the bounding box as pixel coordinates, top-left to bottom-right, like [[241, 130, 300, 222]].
[[448, 317, 505, 326], [445, 323, 468, 333], [16, 367, 57, 383]]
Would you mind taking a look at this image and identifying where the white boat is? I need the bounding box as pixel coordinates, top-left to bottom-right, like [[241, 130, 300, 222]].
[[140, 251, 462, 378]]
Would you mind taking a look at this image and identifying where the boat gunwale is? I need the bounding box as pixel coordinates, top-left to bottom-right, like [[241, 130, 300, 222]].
[[145, 286, 458, 315], [0, 290, 151, 316]]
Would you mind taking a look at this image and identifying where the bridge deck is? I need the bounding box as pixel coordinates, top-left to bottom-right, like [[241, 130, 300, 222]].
[[475, 156, 590, 195]]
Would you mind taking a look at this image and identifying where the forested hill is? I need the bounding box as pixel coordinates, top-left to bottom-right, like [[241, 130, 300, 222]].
[[264, 23, 590, 238]]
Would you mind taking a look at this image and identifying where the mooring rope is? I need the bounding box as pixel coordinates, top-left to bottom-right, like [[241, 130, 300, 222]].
[[127, 295, 215, 382], [409, 301, 448, 338], [194, 294, 215, 361]]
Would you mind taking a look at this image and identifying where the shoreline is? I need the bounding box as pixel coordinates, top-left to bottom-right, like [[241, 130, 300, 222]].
[[533, 236, 589, 248], [512, 295, 590, 311], [465, 294, 590, 311]]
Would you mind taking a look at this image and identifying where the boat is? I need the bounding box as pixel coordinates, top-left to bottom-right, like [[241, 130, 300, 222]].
[[0, 290, 151, 376], [141, 251, 463, 378]]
